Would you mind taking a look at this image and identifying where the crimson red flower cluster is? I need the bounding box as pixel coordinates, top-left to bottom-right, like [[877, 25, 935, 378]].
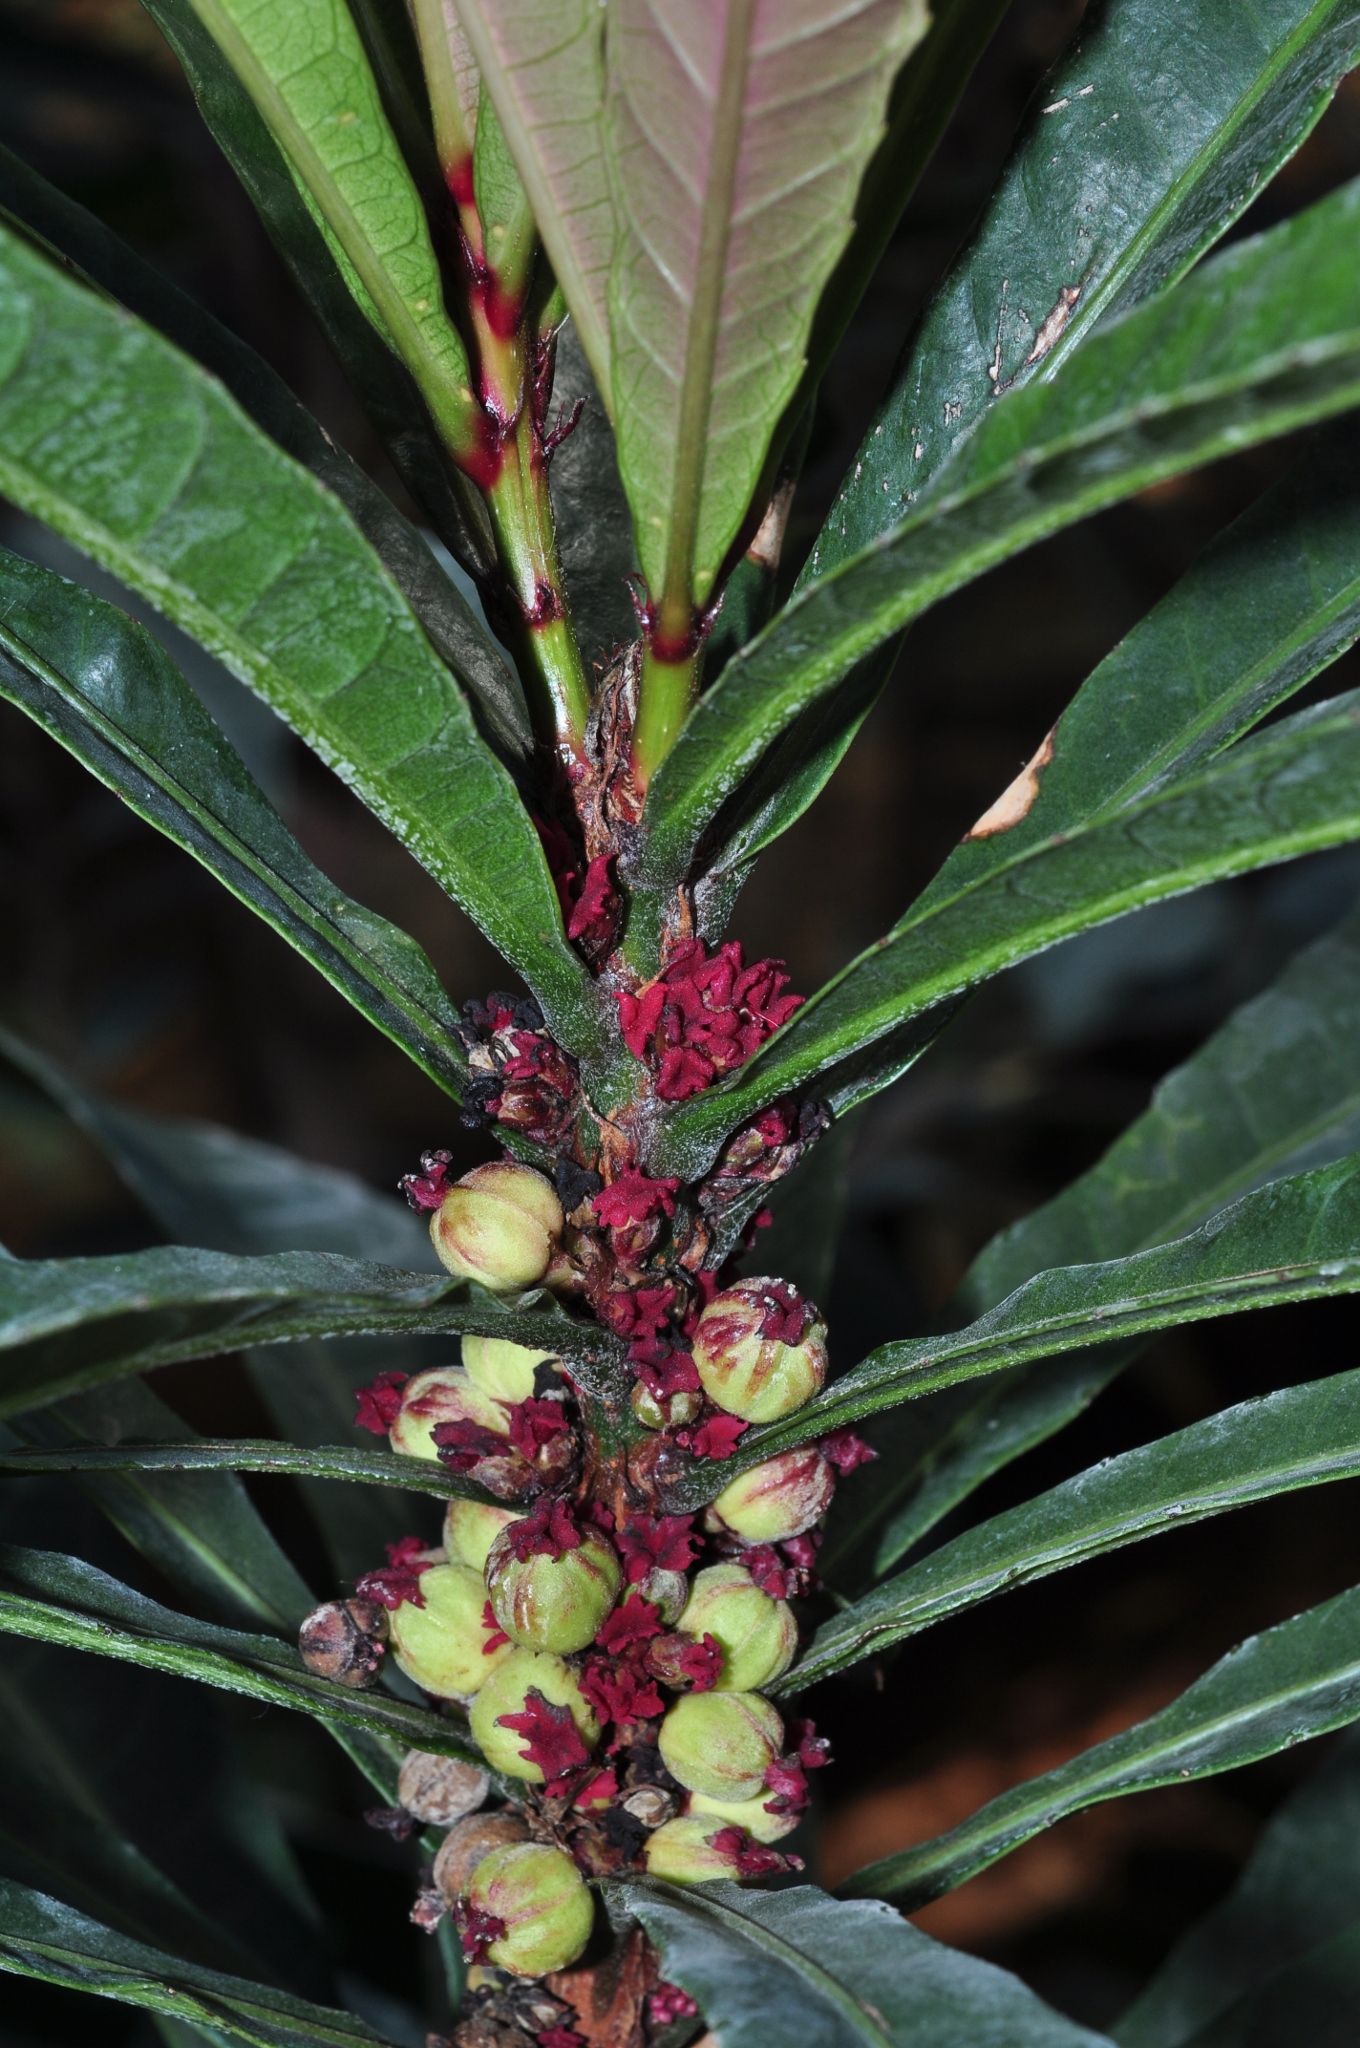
[[616, 939, 803, 1101]]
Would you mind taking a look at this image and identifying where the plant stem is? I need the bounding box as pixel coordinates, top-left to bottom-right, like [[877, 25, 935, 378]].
[[634, 641, 700, 788]]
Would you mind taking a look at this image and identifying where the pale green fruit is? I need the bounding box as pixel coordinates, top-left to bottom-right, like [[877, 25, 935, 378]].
[[469, 1649, 600, 1781], [691, 1280, 827, 1422], [430, 1163, 563, 1291], [390, 1563, 513, 1698], [687, 1788, 800, 1844], [432, 1810, 528, 1904], [389, 1366, 508, 1463], [644, 1815, 745, 1883], [708, 1446, 835, 1544], [486, 1525, 622, 1655], [679, 1563, 796, 1691], [469, 1841, 594, 1977], [657, 1691, 783, 1801], [462, 1336, 559, 1403], [443, 1497, 521, 1573], [630, 1381, 703, 1430]]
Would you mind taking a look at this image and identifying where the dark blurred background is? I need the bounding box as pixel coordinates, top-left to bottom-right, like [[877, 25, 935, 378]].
[[3, 0, 1360, 2036]]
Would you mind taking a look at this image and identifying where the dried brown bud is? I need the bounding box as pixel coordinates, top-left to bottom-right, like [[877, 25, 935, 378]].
[[397, 1751, 490, 1827], [621, 1785, 674, 1829], [298, 1598, 388, 1687], [433, 1810, 530, 1906]]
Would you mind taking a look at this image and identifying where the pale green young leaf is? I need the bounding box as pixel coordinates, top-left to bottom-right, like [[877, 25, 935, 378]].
[[183, 0, 479, 458], [839, 1580, 1360, 1908], [787, 1366, 1360, 1689], [637, 174, 1360, 905], [449, 1, 615, 395], [604, 0, 928, 616], [0, 225, 604, 1057]]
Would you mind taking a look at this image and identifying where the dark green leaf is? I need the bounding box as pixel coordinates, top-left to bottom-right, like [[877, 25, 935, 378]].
[[0, 562, 480, 1102], [0, 1437, 496, 1502], [0, 223, 605, 1059], [0, 1546, 484, 1772], [651, 685, 1360, 1180], [609, 1879, 1112, 2048], [548, 320, 639, 676], [140, 0, 494, 580], [0, 1382, 315, 1634], [0, 1876, 394, 2048], [637, 174, 1360, 912], [787, 1366, 1360, 1690], [832, 882, 1360, 1583], [1114, 1725, 1360, 2046], [661, 1152, 1360, 1509], [838, 1580, 1360, 1908], [0, 1244, 623, 1418], [0, 137, 530, 757], [1178, 1924, 1360, 2048]]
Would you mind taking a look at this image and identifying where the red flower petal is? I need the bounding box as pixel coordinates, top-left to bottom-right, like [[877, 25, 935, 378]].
[[591, 1170, 681, 1228], [353, 1370, 409, 1435], [595, 1591, 664, 1654], [354, 1536, 435, 1611], [481, 1600, 510, 1655], [507, 1396, 571, 1462], [681, 1414, 748, 1461], [495, 1687, 590, 1786], [616, 1512, 697, 1583], [656, 1045, 714, 1100], [566, 853, 617, 942], [503, 1494, 582, 1561], [819, 1427, 877, 1473]]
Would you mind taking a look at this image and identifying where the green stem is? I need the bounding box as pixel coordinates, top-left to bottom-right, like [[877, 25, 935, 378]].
[[634, 642, 700, 787]]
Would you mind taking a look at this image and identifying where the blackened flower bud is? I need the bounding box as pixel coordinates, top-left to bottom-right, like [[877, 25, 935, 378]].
[[430, 1163, 564, 1291], [630, 1381, 704, 1430], [467, 1841, 594, 1977], [468, 1649, 600, 1782], [677, 1563, 797, 1691], [686, 1787, 799, 1844], [388, 1366, 509, 1463], [432, 1809, 529, 1905], [462, 1336, 559, 1403], [707, 1446, 835, 1545], [657, 1691, 783, 1801], [390, 1564, 513, 1698], [298, 1598, 388, 1687], [643, 1815, 746, 1883], [443, 1497, 522, 1573], [396, 1750, 489, 1827], [691, 1279, 827, 1422], [485, 1523, 622, 1655]]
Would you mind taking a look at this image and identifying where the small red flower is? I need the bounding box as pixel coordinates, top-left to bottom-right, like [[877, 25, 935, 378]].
[[451, 1898, 506, 1963], [616, 983, 666, 1060], [681, 1413, 749, 1461], [789, 1717, 832, 1769], [503, 1494, 581, 1561], [656, 1044, 714, 1100], [430, 1419, 511, 1473], [708, 1826, 802, 1878], [481, 1600, 510, 1655], [742, 1546, 793, 1600], [573, 1768, 618, 1810], [595, 1591, 664, 1654], [591, 1171, 681, 1228], [354, 1537, 434, 1611], [398, 1149, 454, 1213], [578, 1653, 664, 1727], [599, 1282, 677, 1339], [538, 2027, 586, 2048], [616, 1512, 697, 1583], [633, 1346, 703, 1402], [819, 1427, 877, 1473], [566, 853, 617, 943], [763, 1756, 810, 1815], [646, 1631, 721, 1692], [495, 1687, 591, 1791], [647, 1984, 699, 2027], [752, 1279, 815, 1345], [353, 1370, 408, 1435], [507, 1396, 570, 1463]]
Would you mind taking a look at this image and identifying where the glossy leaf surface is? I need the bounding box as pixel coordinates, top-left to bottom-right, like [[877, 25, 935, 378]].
[[1115, 1726, 1360, 2046], [0, 1547, 485, 1769], [840, 1580, 1360, 1907], [0, 555, 474, 1107], [838, 886, 1360, 1581], [637, 174, 1360, 908], [653, 686, 1360, 1177], [0, 136, 529, 756], [0, 1438, 492, 1503], [0, 223, 602, 1055], [787, 1366, 1360, 1689], [662, 1152, 1360, 1507], [0, 1877, 391, 2048], [142, 0, 493, 577], [604, 0, 928, 611], [817, 0, 1360, 573], [611, 1879, 1112, 2048], [0, 1245, 622, 1418]]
